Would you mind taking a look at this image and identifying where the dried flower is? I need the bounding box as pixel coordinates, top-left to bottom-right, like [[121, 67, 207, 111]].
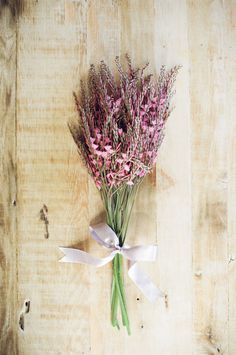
[[69, 55, 180, 334], [70, 55, 180, 191]]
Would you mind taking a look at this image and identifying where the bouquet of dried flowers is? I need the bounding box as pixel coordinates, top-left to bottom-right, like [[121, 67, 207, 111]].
[[69, 56, 180, 334]]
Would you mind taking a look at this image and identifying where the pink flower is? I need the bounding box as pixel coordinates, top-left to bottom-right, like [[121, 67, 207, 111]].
[[104, 145, 113, 153], [72, 56, 180, 190], [95, 180, 102, 189], [101, 151, 108, 158], [115, 98, 122, 106], [124, 164, 130, 172], [92, 143, 99, 150], [96, 133, 102, 141]]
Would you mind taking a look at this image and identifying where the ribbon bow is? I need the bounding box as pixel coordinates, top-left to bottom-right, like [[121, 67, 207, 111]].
[[59, 223, 163, 302]]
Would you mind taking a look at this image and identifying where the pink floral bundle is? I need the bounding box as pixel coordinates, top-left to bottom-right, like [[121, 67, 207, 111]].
[[69, 56, 180, 334]]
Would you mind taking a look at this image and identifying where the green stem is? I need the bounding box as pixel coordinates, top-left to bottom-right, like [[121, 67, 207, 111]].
[[117, 254, 129, 327], [104, 185, 140, 334], [111, 277, 119, 329], [111, 254, 130, 335]]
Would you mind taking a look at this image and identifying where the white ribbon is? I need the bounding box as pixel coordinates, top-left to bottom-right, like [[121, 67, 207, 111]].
[[59, 223, 163, 302]]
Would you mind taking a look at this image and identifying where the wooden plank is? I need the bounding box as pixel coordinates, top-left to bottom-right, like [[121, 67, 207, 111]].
[[86, 1, 124, 354], [226, 1, 236, 354], [188, 1, 229, 353], [0, 4, 17, 354], [87, 1, 163, 353], [16, 1, 90, 354], [153, 1, 192, 354], [120, 1, 160, 353]]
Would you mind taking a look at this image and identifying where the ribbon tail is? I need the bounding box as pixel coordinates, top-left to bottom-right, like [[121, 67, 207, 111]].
[[128, 261, 164, 302], [59, 247, 117, 267]]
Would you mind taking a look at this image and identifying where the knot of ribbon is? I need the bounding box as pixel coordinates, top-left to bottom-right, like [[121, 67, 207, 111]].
[[59, 223, 163, 302]]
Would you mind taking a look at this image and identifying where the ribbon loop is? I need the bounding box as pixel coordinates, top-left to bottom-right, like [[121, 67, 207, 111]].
[[89, 223, 119, 248], [59, 223, 163, 302]]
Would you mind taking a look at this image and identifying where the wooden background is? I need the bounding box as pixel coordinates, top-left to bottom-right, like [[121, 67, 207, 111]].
[[0, 0, 235, 354]]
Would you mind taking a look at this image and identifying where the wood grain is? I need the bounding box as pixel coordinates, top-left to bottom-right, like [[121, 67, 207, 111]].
[[16, 1, 89, 354], [120, 1, 162, 353], [188, 1, 229, 354], [0, 0, 236, 354], [87, 1, 122, 353], [0, 4, 17, 354], [154, 1, 192, 354], [226, 1, 236, 355]]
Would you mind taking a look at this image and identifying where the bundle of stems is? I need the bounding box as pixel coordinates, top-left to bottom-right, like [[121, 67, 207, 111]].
[[101, 182, 141, 333]]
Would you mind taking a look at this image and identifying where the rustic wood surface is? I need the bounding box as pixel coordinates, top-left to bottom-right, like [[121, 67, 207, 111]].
[[0, 1, 235, 354]]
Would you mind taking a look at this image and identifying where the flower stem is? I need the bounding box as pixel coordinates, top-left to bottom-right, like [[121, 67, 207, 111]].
[[111, 276, 119, 329], [104, 186, 138, 334], [111, 254, 130, 335], [117, 254, 129, 327]]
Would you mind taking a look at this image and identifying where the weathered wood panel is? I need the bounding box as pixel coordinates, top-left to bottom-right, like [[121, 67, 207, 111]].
[[188, 1, 229, 354], [0, 0, 236, 354], [86, 1, 123, 354], [226, 1, 236, 355], [16, 1, 89, 354], [154, 1, 192, 354], [0, 4, 17, 354], [120, 1, 158, 353]]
